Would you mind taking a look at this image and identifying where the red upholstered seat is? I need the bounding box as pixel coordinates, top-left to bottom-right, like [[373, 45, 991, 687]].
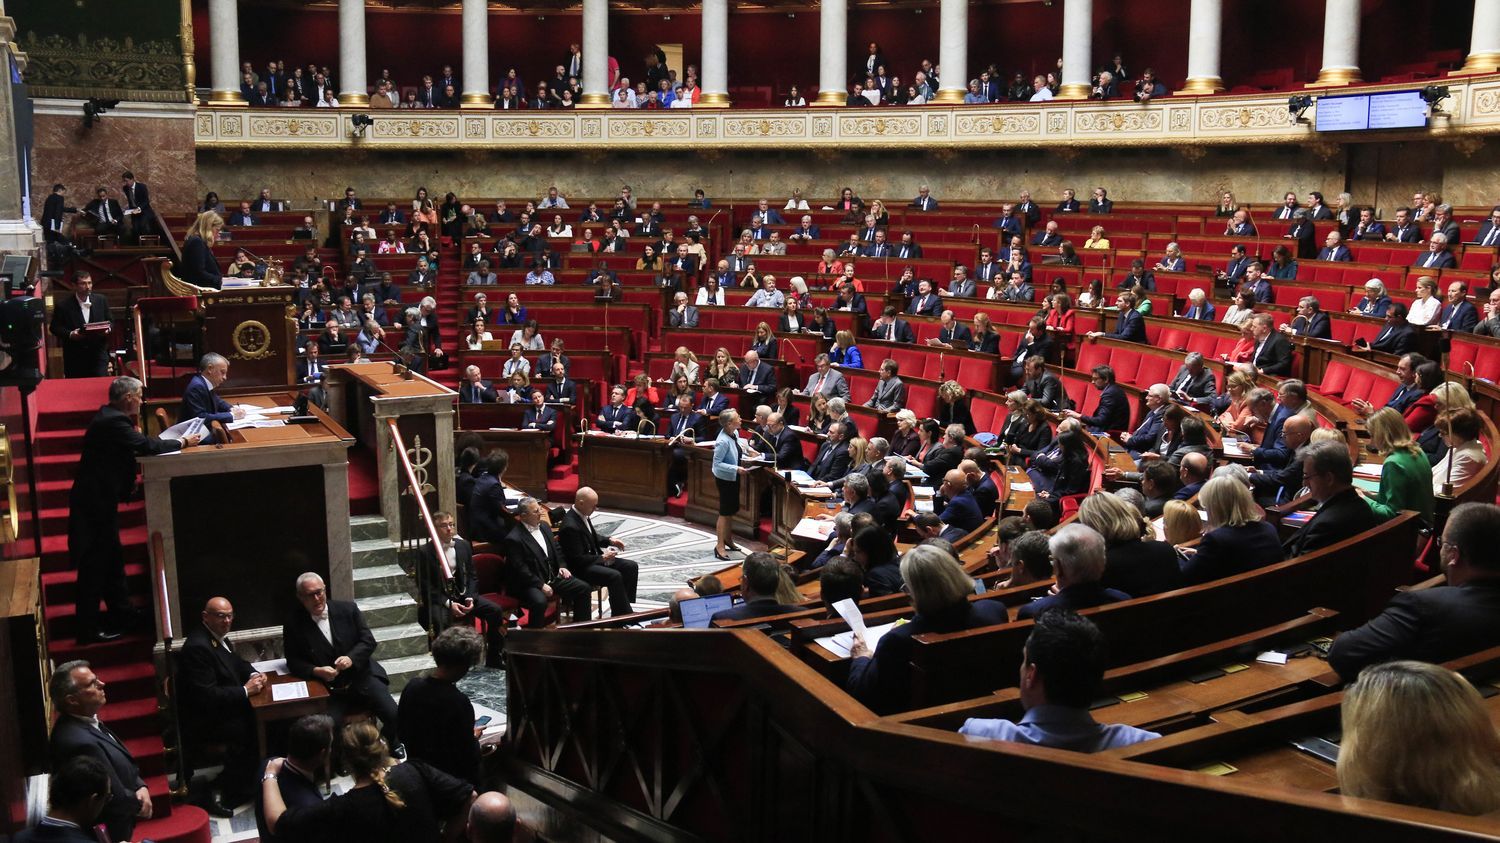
[[475, 551, 556, 626], [907, 383, 937, 418]]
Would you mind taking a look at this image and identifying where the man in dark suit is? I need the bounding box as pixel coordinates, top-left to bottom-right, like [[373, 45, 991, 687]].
[[252, 188, 281, 213], [48, 660, 151, 842], [1303, 192, 1334, 220], [1365, 303, 1417, 355], [1119, 386, 1169, 457], [1281, 296, 1333, 340], [1413, 234, 1457, 270], [710, 552, 802, 623], [419, 511, 507, 664], [1088, 187, 1113, 214], [763, 412, 805, 471], [41, 182, 76, 244], [1270, 191, 1298, 221], [1015, 190, 1041, 227], [459, 365, 497, 404], [1286, 212, 1317, 259], [119, 171, 152, 242], [70, 377, 194, 642], [1066, 366, 1130, 433], [739, 350, 776, 394], [559, 487, 639, 617], [1385, 207, 1421, 243], [1022, 356, 1064, 411], [1438, 281, 1480, 332], [894, 231, 923, 260], [1009, 318, 1051, 383], [282, 572, 400, 747], [503, 496, 592, 625], [1246, 313, 1293, 376], [179, 596, 264, 814], [1327, 502, 1500, 682], [788, 216, 821, 242], [1029, 222, 1063, 249], [936, 469, 983, 535], [467, 450, 512, 546], [1090, 295, 1146, 343], [809, 422, 853, 482], [1167, 352, 1218, 409], [907, 279, 942, 317], [15, 756, 114, 843], [83, 187, 123, 241], [923, 424, 966, 479], [1351, 207, 1385, 241], [1282, 441, 1380, 559], [1016, 527, 1130, 620], [910, 185, 939, 211], [49, 271, 111, 378], [1354, 353, 1426, 417], [296, 342, 328, 386], [1055, 189, 1081, 213], [865, 307, 913, 344], [1471, 205, 1500, 247], [179, 353, 245, 436], [227, 201, 257, 227], [667, 292, 699, 329], [255, 714, 331, 843], [1316, 230, 1352, 261]]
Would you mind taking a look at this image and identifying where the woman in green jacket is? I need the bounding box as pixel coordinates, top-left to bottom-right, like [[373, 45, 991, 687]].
[[1363, 408, 1435, 524]]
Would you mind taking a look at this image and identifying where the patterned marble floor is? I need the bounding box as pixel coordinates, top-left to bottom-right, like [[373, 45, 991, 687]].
[[205, 510, 736, 840]]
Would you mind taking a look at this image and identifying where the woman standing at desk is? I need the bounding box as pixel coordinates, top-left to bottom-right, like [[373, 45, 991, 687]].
[[180, 211, 224, 289], [712, 408, 747, 561]]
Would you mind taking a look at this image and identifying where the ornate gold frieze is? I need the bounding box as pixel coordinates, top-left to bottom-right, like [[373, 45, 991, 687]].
[[23, 31, 186, 103]]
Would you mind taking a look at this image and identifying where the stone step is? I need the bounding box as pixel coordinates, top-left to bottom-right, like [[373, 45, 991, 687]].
[[351, 537, 400, 570], [373, 622, 430, 661], [355, 592, 418, 628], [350, 515, 389, 542], [384, 653, 436, 695], [353, 563, 411, 600]]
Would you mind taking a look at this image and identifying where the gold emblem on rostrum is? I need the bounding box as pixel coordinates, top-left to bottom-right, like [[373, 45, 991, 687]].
[[230, 319, 274, 360]]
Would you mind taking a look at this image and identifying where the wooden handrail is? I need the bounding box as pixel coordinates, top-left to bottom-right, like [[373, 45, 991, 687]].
[[385, 418, 451, 580]]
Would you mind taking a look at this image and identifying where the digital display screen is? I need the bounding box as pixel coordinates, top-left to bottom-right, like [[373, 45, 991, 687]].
[[1316, 91, 1428, 132]]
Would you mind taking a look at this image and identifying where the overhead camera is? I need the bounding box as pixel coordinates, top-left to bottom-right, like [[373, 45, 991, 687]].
[[83, 98, 121, 129], [351, 113, 374, 136], [1288, 95, 1314, 122], [1420, 85, 1451, 114]]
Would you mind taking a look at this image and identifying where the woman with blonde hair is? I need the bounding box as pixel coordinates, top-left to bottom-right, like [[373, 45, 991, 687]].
[[1215, 371, 1262, 441], [671, 346, 700, 384], [1160, 500, 1203, 546], [1419, 380, 1476, 460], [1407, 276, 1441, 326], [181, 211, 226, 289], [1338, 661, 1500, 816], [829, 329, 864, 368], [807, 392, 832, 434], [1364, 407, 1435, 523], [1083, 225, 1110, 250], [890, 409, 920, 457], [846, 436, 870, 473], [705, 346, 737, 387], [260, 720, 475, 841], [1180, 475, 1282, 583], [1077, 491, 1183, 597], [749, 321, 778, 359], [937, 380, 975, 435]]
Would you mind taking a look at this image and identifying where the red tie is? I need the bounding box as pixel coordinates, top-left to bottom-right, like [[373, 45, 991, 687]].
[[816, 373, 826, 393]]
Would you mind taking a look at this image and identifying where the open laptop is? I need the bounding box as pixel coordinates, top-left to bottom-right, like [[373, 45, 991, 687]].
[[680, 592, 736, 628]]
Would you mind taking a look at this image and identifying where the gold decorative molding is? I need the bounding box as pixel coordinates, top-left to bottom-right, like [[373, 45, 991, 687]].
[[1178, 77, 1225, 95], [23, 30, 187, 103], [1311, 67, 1362, 87], [192, 73, 1500, 152]]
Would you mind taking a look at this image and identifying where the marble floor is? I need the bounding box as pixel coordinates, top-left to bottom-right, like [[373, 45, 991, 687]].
[[204, 510, 740, 840]]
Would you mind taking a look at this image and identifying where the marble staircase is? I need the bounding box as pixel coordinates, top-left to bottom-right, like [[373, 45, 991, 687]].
[[348, 515, 432, 693]]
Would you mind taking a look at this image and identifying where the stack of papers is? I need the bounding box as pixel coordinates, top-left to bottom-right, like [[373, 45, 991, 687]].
[[271, 681, 309, 702], [1352, 462, 1384, 480], [160, 418, 206, 442], [792, 517, 835, 541], [1220, 439, 1249, 457], [816, 620, 901, 657]]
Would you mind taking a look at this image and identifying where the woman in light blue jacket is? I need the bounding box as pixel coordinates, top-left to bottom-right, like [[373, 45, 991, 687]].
[[712, 408, 746, 560]]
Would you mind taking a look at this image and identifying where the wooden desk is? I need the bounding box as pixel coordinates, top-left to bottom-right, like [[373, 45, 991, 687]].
[[578, 433, 672, 514], [140, 391, 355, 636], [251, 674, 330, 758], [457, 429, 551, 501], [325, 362, 458, 543]]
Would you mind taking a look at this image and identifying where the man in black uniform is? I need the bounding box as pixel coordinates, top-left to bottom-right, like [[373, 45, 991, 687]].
[[69, 377, 198, 642], [49, 270, 112, 378], [179, 596, 266, 815], [418, 511, 507, 666]]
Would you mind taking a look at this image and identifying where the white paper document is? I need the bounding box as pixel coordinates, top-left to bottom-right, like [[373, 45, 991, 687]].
[[816, 620, 900, 658], [160, 417, 206, 442], [271, 681, 309, 701], [1009, 481, 1034, 492], [831, 598, 866, 637], [1352, 462, 1384, 479], [251, 658, 289, 676], [786, 469, 817, 485], [791, 517, 835, 541], [1220, 439, 1248, 457]]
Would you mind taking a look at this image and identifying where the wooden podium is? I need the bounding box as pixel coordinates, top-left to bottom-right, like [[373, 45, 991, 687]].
[[144, 257, 297, 389]]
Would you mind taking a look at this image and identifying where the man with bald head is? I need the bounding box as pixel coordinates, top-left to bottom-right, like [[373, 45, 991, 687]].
[[937, 468, 984, 535], [558, 486, 639, 617], [1175, 451, 1211, 500], [1250, 414, 1314, 506], [180, 596, 265, 813], [468, 791, 519, 842]]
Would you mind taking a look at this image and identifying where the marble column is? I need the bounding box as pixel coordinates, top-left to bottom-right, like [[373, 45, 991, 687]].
[[932, 0, 968, 104], [1057, 0, 1093, 99], [1313, 0, 1361, 86], [207, 0, 244, 105], [579, 0, 610, 107], [338, 0, 369, 105], [1461, 0, 1500, 74], [1179, 0, 1224, 94], [699, 0, 730, 107], [460, 0, 490, 107], [814, 0, 848, 106]]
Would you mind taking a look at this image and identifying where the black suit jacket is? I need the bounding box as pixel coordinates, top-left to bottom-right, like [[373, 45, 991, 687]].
[[71, 405, 181, 509], [809, 440, 851, 482], [1025, 372, 1065, 411], [419, 538, 478, 630], [84, 198, 122, 227], [557, 507, 610, 571], [282, 599, 387, 685], [1369, 322, 1416, 355], [13, 821, 99, 842], [1056, 199, 1081, 213], [712, 597, 803, 624], [49, 292, 112, 375], [739, 362, 776, 390], [179, 624, 255, 742], [180, 235, 223, 289], [1089, 199, 1113, 214], [459, 379, 497, 404], [467, 472, 510, 545], [1328, 580, 1500, 682], [1082, 383, 1130, 432], [1251, 332, 1293, 376], [502, 522, 563, 593], [1283, 487, 1381, 559], [49, 716, 144, 841]]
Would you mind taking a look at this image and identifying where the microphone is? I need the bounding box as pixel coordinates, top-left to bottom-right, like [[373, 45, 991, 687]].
[[750, 428, 780, 475]]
